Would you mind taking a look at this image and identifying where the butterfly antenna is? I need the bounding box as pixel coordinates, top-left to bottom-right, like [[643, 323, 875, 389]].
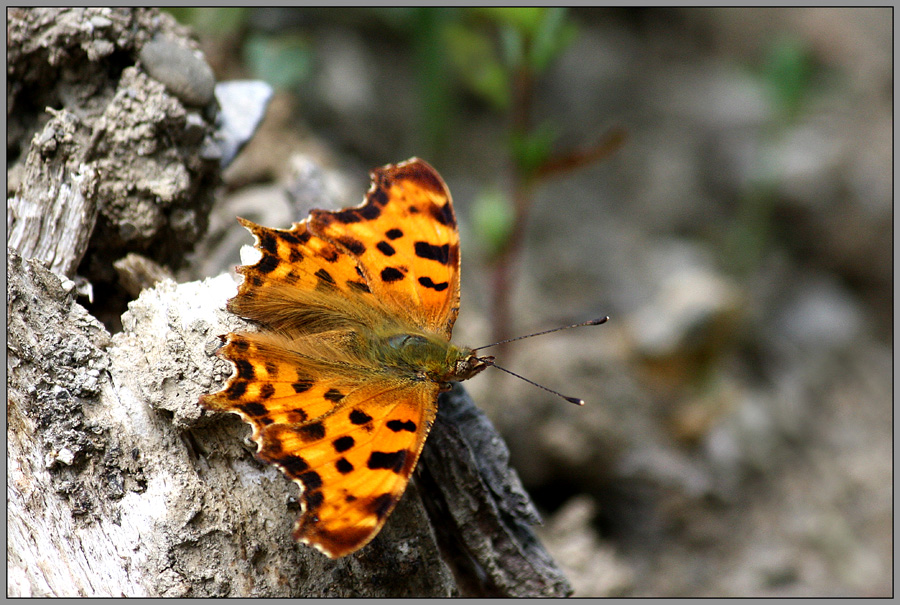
[[473, 316, 609, 351], [482, 358, 585, 406]]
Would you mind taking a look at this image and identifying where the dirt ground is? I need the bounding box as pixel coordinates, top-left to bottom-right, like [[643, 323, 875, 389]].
[[193, 8, 892, 596], [9, 7, 891, 597]]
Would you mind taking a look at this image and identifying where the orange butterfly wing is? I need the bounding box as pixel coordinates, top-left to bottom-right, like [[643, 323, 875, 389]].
[[309, 159, 461, 338], [201, 159, 461, 557]]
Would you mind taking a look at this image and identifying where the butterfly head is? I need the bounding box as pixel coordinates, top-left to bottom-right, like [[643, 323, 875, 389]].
[[450, 350, 492, 382]]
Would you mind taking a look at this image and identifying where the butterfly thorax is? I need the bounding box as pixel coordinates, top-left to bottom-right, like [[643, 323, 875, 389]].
[[379, 332, 488, 386]]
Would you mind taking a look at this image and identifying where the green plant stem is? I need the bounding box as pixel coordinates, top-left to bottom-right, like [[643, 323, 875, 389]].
[[489, 178, 534, 350], [489, 66, 537, 348], [486, 28, 625, 348]]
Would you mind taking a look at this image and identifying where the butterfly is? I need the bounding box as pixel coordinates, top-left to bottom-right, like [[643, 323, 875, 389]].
[[200, 158, 493, 558]]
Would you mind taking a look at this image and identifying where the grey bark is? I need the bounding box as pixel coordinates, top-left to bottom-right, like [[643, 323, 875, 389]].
[[7, 252, 571, 597], [6, 6, 572, 598]]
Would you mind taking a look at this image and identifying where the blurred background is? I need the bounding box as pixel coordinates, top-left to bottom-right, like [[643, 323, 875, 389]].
[[175, 8, 892, 597]]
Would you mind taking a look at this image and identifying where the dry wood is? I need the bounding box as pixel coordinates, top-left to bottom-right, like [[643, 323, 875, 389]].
[[6, 7, 572, 597]]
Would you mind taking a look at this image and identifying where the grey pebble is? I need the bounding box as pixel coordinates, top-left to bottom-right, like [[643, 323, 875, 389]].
[[139, 36, 216, 107], [89, 15, 112, 29]]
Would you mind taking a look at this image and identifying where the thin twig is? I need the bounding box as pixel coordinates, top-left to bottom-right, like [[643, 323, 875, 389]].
[[535, 126, 628, 179]]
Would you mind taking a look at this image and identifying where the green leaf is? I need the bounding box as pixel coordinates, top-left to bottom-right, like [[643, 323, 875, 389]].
[[473, 7, 548, 35], [472, 188, 516, 258], [498, 23, 525, 71], [761, 36, 814, 119], [409, 8, 458, 155], [243, 32, 312, 92], [529, 7, 578, 73], [510, 122, 557, 177], [443, 22, 511, 110]]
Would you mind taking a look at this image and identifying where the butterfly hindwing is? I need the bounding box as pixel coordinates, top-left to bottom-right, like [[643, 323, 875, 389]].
[[202, 330, 439, 558], [202, 332, 364, 437]]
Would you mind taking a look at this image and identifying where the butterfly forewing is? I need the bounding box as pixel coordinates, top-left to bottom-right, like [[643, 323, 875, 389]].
[[229, 218, 384, 335], [202, 332, 365, 434], [309, 159, 461, 338]]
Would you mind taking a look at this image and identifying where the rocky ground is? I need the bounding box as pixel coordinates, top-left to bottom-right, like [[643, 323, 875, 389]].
[[190, 8, 891, 597]]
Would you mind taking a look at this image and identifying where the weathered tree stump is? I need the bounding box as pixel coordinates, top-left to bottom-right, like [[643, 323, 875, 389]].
[[6, 7, 572, 598]]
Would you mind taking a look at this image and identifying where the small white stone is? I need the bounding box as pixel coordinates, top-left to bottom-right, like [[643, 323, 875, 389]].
[[90, 15, 112, 28], [56, 448, 76, 466]]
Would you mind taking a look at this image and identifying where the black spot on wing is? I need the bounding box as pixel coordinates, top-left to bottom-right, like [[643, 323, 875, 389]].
[[385, 228, 403, 240], [333, 436, 354, 452], [335, 458, 354, 474], [279, 455, 309, 476], [338, 236, 366, 256], [370, 187, 388, 206], [239, 402, 268, 417], [380, 267, 405, 283], [359, 202, 382, 219], [418, 276, 449, 292], [225, 381, 247, 400], [292, 379, 314, 393], [431, 201, 455, 227], [235, 359, 255, 380], [349, 409, 373, 425], [324, 389, 344, 402], [347, 280, 371, 294], [367, 450, 407, 473], [304, 490, 324, 511], [299, 470, 323, 491], [286, 410, 308, 423], [376, 241, 396, 256], [386, 419, 417, 432], [370, 493, 395, 520], [315, 268, 335, 284], [319, 246, 340, 263], [280, 231, 302, 245], [256, 254, 280, 274], [414, 242, 450, 265], [257, 231, 278, 254], [298, 422, 326, 442], [333, 209, 362, 224]]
